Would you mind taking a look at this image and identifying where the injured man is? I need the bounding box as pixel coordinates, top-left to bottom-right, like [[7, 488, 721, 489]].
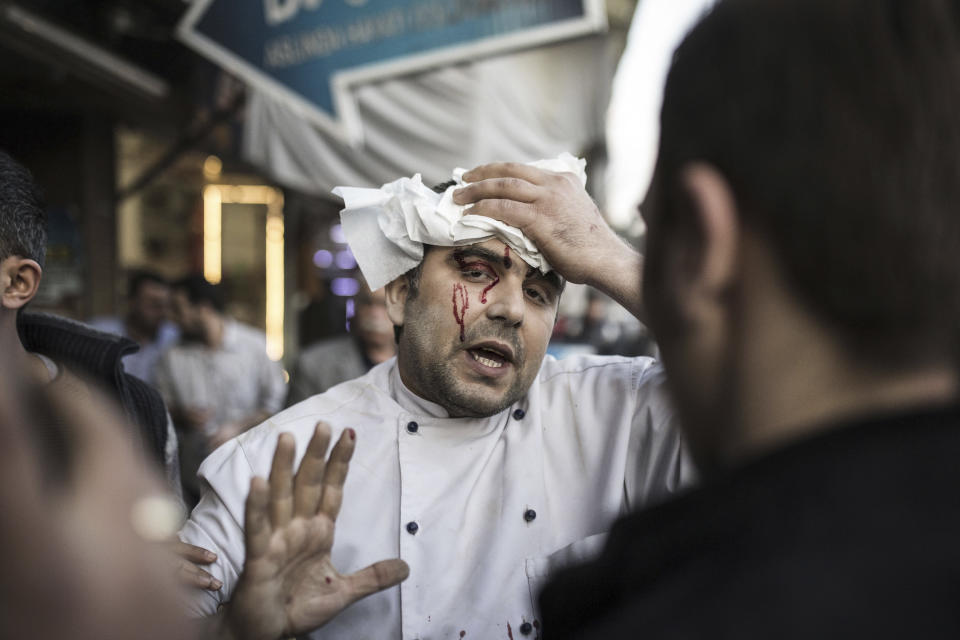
[[178, 154, 692, 639]]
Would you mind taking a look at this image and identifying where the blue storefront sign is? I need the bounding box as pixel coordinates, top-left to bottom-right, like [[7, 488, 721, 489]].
[[178, 0, 606, 142]]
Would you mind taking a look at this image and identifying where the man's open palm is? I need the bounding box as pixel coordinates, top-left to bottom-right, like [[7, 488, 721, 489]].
[[225, 423, 409, 640]]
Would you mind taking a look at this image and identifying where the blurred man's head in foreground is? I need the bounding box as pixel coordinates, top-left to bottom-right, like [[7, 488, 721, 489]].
[[643, 0, 960, 471], [0, 359, 193, 639]]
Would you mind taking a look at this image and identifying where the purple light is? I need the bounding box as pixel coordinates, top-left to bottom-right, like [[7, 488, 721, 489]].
[[335, 249, 356, 270], [345, 299, 355, 333], [312, 249, 333, 268], [329, 224, 346, 244], [331, 277, 360, 297]]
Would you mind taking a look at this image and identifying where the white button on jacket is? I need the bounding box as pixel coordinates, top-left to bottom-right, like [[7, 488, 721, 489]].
[[180, 355, 690, 639]]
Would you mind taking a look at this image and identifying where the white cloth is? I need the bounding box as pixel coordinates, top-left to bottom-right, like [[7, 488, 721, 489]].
[[179, 354, 691, 638], [334, 153, 586, 291]]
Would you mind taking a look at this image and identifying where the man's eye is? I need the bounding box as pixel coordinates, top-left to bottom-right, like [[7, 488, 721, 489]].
[[461, 264, 493, 280], [525, 287, 546, 302]]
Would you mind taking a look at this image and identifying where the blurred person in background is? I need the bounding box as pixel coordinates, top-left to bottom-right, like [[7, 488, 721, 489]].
[[573, 289, 619, 351], [286, 278, 396, 406], [155, 274, 286, 505], [298, 277, 349, 348], [455, 0, 960, 636], [0, 149, 177, 489], [89, 270, 180, 384], [562, 289, 657, 358]]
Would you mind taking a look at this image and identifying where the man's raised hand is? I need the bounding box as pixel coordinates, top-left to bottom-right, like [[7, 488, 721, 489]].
[[453, 163, 635, 285], [454, 163, 645, 319], [221, 423, 409, 640]]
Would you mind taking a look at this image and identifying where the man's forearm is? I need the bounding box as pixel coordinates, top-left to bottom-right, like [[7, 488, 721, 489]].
[[585, 238, 645, 322], [197, 610, 236, 640], [196, 604, 279, 640]]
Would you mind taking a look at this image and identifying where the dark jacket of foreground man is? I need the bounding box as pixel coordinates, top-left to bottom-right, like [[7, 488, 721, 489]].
[[17, 311, 169, 465], [540, 405, 960, 638]]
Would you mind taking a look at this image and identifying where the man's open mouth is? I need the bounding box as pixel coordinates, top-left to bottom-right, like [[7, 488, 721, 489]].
[[469, 348, 508, 368], [465, 341, 515, 369]]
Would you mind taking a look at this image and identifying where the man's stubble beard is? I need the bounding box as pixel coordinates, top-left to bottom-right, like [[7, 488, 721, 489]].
[[398, 307, 536, 418]]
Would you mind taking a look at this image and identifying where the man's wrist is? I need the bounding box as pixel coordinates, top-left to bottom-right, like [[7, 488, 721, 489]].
[[584, 236, 641, 290], [584, 238, 645, 320], [203, 607, 240, 640], [208, 604, 275, 640]]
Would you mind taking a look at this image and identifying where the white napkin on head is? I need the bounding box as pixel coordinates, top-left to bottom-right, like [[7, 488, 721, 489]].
[[334, 152, 587, 291]]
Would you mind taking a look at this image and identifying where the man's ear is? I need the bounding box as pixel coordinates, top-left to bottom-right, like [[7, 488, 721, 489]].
[[678, 163, 740, 301], [0, 257, 42, 310], [383, 277, 409, 328]]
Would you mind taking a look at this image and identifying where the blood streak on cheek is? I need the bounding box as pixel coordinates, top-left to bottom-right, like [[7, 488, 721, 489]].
[[480, 275, 499, 304], [480, 245, 512, 304], [452, 282, 469, 342]]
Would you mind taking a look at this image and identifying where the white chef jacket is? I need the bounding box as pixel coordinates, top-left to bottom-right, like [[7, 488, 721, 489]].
[[180, 354, 689, 639]]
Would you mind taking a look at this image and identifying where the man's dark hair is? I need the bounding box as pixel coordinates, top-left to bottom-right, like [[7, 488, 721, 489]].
[[657, 0, 960, 363], [127, 270, 169, 299], [432, 179, 456, 194], [172, 274, 225, 313], [0, 150, 46, 268]]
